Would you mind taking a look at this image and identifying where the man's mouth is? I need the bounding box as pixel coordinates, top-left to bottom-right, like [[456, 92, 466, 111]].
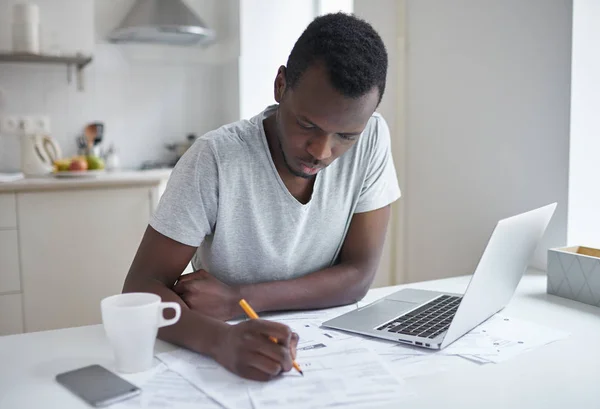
[[298, 161, 321, 175]]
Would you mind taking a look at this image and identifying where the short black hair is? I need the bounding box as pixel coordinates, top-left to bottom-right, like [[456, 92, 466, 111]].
[[285, 12, 388, 105]]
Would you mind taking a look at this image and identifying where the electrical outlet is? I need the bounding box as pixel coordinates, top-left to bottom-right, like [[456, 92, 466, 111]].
[[32, 115, 51, 134], [0, 115, 51, 135], [19, 116, 36, 134], [0, 116, 19, 134]]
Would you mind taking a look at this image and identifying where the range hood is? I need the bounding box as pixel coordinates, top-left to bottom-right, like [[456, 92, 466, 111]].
[[108, 0, 215, 46]]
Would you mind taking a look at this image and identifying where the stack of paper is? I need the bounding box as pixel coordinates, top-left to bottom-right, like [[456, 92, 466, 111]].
[[269, 315, 452, 380], [157, 342, 412, 409], [271, 308, 569, 366], [118, 308, 569, 409], [438, 315, 569, 363]]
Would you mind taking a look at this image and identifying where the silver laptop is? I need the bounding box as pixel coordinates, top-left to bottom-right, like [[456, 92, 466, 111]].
[[322, 203, 557, 350]]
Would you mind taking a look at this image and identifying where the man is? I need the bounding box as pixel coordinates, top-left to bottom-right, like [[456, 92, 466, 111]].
[[123, 12, 400, 381]]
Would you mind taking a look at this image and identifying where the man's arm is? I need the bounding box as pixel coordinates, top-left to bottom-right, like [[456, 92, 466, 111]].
[[123, 226, 299, 381], [241, 205, 391, 313], [123, 226, 225, 354]]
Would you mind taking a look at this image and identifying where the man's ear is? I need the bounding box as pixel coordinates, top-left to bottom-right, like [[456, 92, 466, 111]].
[[274, 66, 287, 103]]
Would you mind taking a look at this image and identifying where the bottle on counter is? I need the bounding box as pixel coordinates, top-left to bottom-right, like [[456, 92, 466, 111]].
[[104, 144, 120, 172]]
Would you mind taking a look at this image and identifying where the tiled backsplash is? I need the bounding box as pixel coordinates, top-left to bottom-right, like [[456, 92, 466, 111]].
[[0, 47, 226, 171]]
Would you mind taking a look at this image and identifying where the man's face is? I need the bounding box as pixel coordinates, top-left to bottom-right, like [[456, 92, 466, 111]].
[[273, 64, 380, 179]]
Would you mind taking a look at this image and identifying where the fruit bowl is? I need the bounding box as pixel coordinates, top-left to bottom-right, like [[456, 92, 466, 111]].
[[52, 155, 106, 178]]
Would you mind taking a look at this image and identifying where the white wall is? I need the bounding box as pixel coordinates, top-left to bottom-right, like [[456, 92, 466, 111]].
[[568, 0, 600, 249], [238, 0, 315, 119], [0, 0, 232, 171], [404, 0, 572, 282], [354, 0, 405, 287], [318, 0, 353, 15], [217, 0, 241, 124]]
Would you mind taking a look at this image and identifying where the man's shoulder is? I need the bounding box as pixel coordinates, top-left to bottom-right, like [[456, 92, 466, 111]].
[[189, 116, 262, 161], [201, 117, 259, 145], [371, 111, 384, 120], [364, 111, 387, 135], [352, 112, 389, 154]]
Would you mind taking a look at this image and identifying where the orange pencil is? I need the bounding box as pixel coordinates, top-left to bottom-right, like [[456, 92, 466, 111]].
[[238, 299, 304, 376]]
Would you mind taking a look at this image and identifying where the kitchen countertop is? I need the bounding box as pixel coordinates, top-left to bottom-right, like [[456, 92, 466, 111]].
[[0, 169, 172, 193]]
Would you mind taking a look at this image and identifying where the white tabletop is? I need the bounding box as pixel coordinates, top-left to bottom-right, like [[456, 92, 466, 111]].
[[1, 269, 599, 409]]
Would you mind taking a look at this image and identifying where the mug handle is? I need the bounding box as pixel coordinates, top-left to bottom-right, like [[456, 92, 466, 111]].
[[158, 302, 182, 328]]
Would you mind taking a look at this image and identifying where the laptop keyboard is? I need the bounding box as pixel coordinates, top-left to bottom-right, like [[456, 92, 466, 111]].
[[376, 295, 462, 339]]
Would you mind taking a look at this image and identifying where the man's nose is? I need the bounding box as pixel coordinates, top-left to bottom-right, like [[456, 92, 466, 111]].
[[307, 134, 333, 161]]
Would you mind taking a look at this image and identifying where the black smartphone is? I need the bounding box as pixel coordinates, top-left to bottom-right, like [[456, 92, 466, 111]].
[[55, 364, 141, 407]]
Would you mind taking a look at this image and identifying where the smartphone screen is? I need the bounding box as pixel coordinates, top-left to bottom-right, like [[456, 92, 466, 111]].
[[56, 364, 141, 407]]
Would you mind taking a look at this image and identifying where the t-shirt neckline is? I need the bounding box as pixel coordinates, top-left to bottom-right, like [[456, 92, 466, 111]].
[[256, 105, 322, 210]]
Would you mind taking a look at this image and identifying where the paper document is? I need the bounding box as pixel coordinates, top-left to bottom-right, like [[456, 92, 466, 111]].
[[152, 309, 569, 409], [115, 364, 221, 409], [439, 315, 569, 363], [248, 343, 411, 409], [273, 318, 356, 346], [281, 317, 461, 382], [157, 349, 254, 409], [279, 310, 569, 373], [159, 340, 412, 409], [262, 302, 359, 324]]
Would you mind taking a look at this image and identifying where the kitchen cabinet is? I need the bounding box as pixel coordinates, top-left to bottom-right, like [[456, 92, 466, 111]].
[[0, 170, 170, 334], [18, 187, 151, 332], [0, 230, 21, 293], [0, 192, 22, 336], [0, 294, 24, 335], [0, 193, 17, 228]]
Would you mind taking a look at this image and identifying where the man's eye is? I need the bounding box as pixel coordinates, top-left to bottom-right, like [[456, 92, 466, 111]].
[[297, 121, 315, 130], [338, 134, 357, 141]]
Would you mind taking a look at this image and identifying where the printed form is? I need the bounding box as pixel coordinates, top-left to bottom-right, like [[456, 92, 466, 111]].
[[158, 341, 410, 409], [115, 363, 221, 409], [121, 305, 569, 409]]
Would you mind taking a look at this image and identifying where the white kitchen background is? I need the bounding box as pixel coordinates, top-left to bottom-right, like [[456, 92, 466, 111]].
[[0, 0, 330, 171]]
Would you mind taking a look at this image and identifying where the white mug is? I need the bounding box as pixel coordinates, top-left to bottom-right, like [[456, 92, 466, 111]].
[[101, 293, 181, 373]]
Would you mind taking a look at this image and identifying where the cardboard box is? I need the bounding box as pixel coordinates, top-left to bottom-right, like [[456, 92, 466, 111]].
[[547, 246, 600, 307]]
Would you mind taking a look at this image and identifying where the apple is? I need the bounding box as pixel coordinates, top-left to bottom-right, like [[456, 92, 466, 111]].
[[86, 155, 105, 170], [69, 158, 88, 171]]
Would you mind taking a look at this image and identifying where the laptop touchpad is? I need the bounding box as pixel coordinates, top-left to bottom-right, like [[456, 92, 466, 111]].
[[386, 289, 440, 304], [326, 299, 415, 331]]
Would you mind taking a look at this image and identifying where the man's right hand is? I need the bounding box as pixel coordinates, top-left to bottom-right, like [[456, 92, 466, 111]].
[[214, 319, 299, 381]]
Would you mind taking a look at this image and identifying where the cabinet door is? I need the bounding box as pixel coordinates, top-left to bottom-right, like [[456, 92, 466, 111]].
[[0, 193, 17, 229], [0, 230, 21, 293], [18, 187, 151, 332], [0, 294, 24, 335]]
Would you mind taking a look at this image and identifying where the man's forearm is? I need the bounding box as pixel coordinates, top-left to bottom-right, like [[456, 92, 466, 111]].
[[239, 262, 374, 314], [122, 276, 228, 359]]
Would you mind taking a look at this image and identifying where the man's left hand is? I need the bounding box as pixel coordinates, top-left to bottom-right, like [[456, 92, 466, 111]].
[[173, 270, 242, 321]]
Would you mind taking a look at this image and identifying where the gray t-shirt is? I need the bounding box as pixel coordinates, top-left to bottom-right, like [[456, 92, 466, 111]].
[[150, 105, 401, 286]]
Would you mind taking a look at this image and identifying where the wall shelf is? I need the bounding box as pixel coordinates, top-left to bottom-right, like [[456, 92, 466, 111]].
[[0, 53, 93, 91]]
